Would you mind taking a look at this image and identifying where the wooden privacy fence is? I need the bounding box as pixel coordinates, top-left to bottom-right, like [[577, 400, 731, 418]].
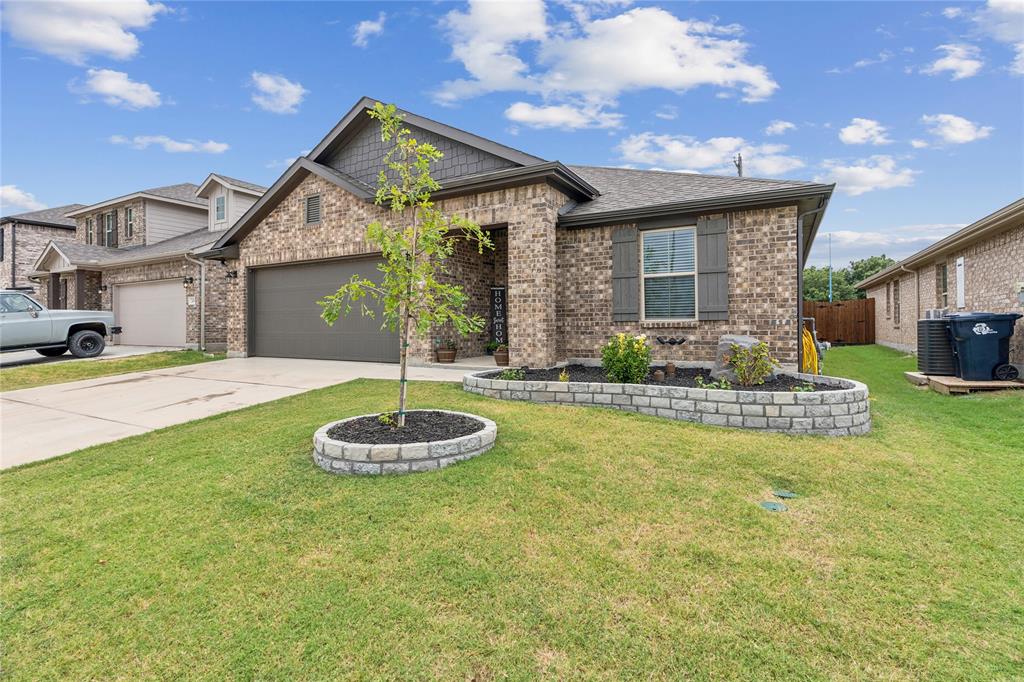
[[803, 299, 875, 345]]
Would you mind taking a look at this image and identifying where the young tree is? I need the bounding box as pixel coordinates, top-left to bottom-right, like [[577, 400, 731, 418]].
[[318, 102, 493, 426]]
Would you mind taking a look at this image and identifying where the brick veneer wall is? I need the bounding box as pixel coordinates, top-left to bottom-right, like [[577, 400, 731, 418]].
[[0, 222, 75, 291], [556, 205, 801, 366], [75, 198, 146, 248], [224, 173, 566, 366], [866, 222, 1024, 364]]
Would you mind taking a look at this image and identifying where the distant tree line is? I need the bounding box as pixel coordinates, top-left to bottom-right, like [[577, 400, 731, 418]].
[[803, 255, 896, 302]]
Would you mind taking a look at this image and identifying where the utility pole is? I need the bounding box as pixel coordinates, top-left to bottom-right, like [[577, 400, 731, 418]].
[[733, 153, 743, 177], [827, 232, 833, 303]]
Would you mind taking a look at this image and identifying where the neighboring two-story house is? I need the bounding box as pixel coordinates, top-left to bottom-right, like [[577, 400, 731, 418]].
[[1, 205, 86, 292], [30, 176, 265, 350]]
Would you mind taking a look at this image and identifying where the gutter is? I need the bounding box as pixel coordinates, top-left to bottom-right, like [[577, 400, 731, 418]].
[[184, 252, 206, 351], [558, 184, 834, 228], [796, 201, 830, 372]]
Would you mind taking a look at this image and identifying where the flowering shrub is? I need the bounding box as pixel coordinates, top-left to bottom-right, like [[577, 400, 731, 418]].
[[601, 333, 651, 384], [725, 342, 779, 386]]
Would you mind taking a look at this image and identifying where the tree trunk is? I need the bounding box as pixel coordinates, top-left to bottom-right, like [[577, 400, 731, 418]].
[[397, 308, 410, 428]]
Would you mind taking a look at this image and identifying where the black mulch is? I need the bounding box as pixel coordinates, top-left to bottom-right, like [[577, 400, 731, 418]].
[[328, 410, 485, 445], [488, 364, 839, 392]]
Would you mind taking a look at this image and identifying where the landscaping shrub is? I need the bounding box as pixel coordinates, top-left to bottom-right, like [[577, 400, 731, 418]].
[[726, 341, 779, 386], [601, 333, 651, 384]]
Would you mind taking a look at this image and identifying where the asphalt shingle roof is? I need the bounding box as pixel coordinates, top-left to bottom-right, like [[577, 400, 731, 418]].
[[144, 183, 206, 206], [1, 203, 87, 227], [214, 175, 268, 194], [52, 228, 227, 267], [562, 165, 827, 218]]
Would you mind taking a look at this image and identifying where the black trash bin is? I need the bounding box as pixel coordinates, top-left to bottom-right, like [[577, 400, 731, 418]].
[[945, 312, 1023, 381]]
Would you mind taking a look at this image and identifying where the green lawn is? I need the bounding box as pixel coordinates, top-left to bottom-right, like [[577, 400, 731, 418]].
[[2, 346, 1021, 679], [0, 350, 223, 392]]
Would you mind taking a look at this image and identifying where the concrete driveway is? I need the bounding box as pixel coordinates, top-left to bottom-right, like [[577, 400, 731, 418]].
[[0, 357, 471, 469], [0, 345, 181, 369]]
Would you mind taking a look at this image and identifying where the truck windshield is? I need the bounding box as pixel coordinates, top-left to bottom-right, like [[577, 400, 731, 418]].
[[0, 293, 42, 313]]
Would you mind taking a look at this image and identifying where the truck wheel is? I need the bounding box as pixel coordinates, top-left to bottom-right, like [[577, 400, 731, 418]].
[[68, 330, 105, 358], [36, 346, 68, 357]]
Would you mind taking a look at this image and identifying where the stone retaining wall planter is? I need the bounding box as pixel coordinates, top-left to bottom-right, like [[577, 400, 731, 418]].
[[313, 410, 498, 475], [464, 372, 870, 436]]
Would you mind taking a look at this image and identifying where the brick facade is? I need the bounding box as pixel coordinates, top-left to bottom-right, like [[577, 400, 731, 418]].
[[866, 221, 1024, 365], [75, 198, 146, 248], [0, 222, 75, 292], [557, 206, 801, 366], [223, 172, 803, 367]]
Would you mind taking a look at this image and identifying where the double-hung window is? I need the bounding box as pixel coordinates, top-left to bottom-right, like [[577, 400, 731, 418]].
[[104, 212, 115, 246], [86, 218, 94, 244], [215, 195, 226, 222], [125, 207, 134, 239], [641, 226, 697, 321], [938, 263, 948, 308]]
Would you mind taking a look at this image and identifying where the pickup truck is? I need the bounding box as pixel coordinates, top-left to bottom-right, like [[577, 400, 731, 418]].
[[0, 290, 120, 359]]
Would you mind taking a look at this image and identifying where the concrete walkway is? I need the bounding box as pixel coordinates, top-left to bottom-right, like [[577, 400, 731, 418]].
[[0, 357, 470, 469], [0, 345, 181, 369]]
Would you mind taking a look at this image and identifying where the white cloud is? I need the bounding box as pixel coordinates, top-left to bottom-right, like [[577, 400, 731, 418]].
[[654, 105, 678, 120], [973, 0, 1024, 75], [764, 119, 796, 136], [922, 43, 984, 79], [72, 69, 161, 109], [920, 113, 994, 143], [827, 50, 894, 73], [353, 12, 386, 48], [437, 2, 778, 116], [910, 139, 930, 148], [839, 118, 892, 145], [266, 149, 311, 168], [816, 156, 919, 196], [807, 223, 967, 266], [1, 0, 166, 64], [504, 101, 622, 129], [942, 7, 964, 19], [250, 72, 308, 114], [618, 132, 804, 177], [110, 135, 229, 154], [0, 185, 47, 214]]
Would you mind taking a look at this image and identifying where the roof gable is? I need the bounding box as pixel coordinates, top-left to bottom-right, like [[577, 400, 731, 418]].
[[196, 173, 267, 198], [310, 97, 545, 183]]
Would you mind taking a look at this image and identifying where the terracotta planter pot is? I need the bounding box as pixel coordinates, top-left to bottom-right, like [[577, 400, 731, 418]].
[[436, 348, 457, 363], [493, 349, 510, 366]]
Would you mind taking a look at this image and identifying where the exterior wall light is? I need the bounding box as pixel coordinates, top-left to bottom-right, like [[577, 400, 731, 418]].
[[183, 276, 195, 286], [226, 270, 239, 279]]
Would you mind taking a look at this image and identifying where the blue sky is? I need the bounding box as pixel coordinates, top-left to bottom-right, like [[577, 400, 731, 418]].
[[1, 0, 1021, 266]]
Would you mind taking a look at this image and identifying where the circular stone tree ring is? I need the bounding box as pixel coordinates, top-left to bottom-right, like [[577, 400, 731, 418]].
[[312, 409, 497, 475]]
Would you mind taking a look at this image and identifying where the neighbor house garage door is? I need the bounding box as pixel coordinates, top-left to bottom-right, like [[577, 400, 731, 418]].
[[114, 280, 187, 346], [250, 258, 399, 362]]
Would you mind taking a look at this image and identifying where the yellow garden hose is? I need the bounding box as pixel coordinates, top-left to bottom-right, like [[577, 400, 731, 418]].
[[801, 327, 819, 375]]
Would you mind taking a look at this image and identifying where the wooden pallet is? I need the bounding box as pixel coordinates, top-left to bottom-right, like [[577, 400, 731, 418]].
[[926, 375, 1024, 395]]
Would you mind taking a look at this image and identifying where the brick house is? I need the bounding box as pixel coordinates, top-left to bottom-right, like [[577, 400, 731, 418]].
[[29, 176, 265, 351], [1, 205, 86, 292], [857, 197, 1024, 367], [202, 97, 834, 368]]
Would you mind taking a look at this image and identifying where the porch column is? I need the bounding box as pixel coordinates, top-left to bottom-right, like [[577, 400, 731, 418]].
[[506, 187, 561, 368]]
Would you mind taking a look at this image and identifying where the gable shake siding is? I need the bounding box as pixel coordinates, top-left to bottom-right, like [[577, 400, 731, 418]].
[[324, 121, 516, 188]]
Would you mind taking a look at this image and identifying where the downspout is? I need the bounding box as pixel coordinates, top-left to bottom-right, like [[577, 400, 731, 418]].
[[184, 252, 206, 351], [899, 264, 919, 346], [796, 202, 829, 371], [10, 223, 17, 288]]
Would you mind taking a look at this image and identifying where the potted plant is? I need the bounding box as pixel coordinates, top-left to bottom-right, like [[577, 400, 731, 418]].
[[493, 343, 509, 366], [485, 340, 501, 356], [436, 340, 458, 363]]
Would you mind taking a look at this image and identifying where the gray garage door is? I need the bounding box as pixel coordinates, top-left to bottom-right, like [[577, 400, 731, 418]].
[[251, 258, 399, 362]]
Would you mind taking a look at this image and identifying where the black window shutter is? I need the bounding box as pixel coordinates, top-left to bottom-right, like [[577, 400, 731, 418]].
[[611, 226, 639, 322], [696, 217, 729, 321]]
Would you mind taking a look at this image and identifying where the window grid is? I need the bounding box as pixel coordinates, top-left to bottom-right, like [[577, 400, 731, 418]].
[[125, 207, 134, 239], [215, 196, 226, 222], [640, 226, 697, 322], [86, 218, 94, 245]]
